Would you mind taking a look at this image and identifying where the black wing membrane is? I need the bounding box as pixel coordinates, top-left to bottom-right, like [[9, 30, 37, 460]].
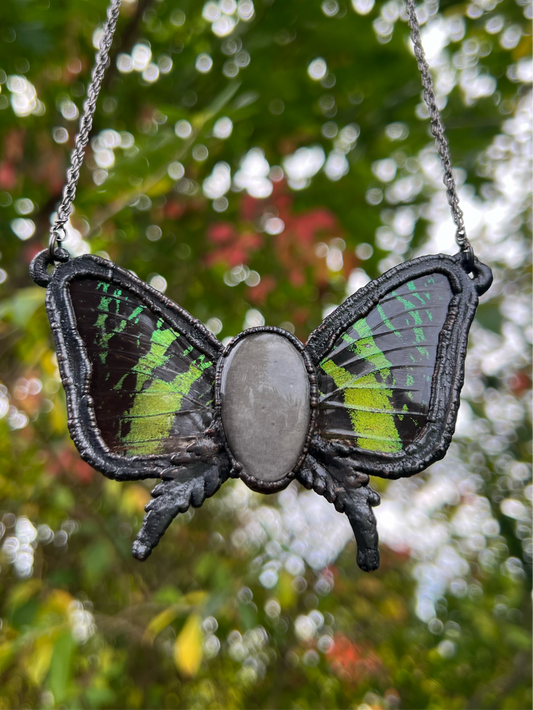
[[305, 254, 492, 479], [45, 254, 225, 481], [69, 279, 215, 457]]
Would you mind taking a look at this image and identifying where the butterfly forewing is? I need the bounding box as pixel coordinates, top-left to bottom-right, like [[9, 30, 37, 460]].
[[317, 273, 453, 453], [69, 278, 216, 457]]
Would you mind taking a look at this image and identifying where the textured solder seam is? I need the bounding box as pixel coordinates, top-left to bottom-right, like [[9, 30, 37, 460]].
[[214, 325, 318, 495]]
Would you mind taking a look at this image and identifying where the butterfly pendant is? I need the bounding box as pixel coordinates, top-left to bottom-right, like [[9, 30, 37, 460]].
[[31, 249, 492, 572]]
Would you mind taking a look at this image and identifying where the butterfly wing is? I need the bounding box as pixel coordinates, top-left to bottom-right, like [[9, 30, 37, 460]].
[[305, 253, 492, 479], [45, 254, 224, 480]]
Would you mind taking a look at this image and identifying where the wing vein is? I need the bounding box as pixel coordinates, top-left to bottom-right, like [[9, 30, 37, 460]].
[[319, 401, 425, 416], [320, 429, 416, 443], [320, 364, 433, 402]]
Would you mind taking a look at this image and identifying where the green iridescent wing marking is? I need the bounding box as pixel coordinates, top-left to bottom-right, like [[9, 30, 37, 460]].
[[69, 279, 216, 457], [317, 273, 453, 453]]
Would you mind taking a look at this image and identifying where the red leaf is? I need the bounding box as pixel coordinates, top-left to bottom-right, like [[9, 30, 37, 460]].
[[207, 222, 238, 244], [247, 275, 276, 304], [164, 201, 186, 220], [326, 633, 383, 682], [0, 161, 17, 190]]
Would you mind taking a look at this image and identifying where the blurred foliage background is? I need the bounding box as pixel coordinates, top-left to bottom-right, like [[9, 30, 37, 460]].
[[0, 0, 531, 708]]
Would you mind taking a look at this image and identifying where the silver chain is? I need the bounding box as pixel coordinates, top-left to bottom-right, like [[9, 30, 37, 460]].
[[49, 0, 472, 262], [49, 0, 122, 259], [405, 0, 472, 259]]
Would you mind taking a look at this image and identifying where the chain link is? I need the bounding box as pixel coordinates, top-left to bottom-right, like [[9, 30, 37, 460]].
[[405, 0, 472, 259], [49, 0, 122, 259], [49, 0, 472, 262]]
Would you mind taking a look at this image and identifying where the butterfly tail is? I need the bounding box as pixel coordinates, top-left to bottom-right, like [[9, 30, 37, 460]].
[[342, 485, 381, 572], [298, 452, 381, 572], [132, 462, 229, 560]]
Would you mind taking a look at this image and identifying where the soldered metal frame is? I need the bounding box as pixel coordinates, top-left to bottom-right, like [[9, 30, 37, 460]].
[[214, 326, 319, 494], [30, 249, 492, 571], [30, 250, 227, 482], [305, 252, 493, 481]]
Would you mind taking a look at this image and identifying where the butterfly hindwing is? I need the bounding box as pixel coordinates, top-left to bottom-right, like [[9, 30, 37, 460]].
[[46, 254, 223, 480], [305, 254, 492, 479], [317, 272, 452, 452]]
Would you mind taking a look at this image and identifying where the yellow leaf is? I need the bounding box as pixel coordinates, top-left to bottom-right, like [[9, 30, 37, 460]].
[[513, 34, 532, 60], [183, 590, 208, 606], [174, 613, 203, 677], [379, 596, 407, 622], [6, 579, 41, 611], [121, 484, 151, 515], [49, 393, 67, 434], [278, 570, 296, 609], [45, 589, 74, 615], [126, 687, 144, 709], [27, 636, 54, 686], [104, 478, 122, 502], [143, 606, 181, 644], [146, 176, 173, 197], [0, 643, 14, 675]]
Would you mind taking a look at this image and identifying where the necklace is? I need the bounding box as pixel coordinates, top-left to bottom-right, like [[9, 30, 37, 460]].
[[31, 0, 492, 572]]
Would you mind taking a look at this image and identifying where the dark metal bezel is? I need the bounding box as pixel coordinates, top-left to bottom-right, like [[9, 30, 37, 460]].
[[305, 253, 492, 480], [214, 326, 318, 494], [40, 252, 224, 481]]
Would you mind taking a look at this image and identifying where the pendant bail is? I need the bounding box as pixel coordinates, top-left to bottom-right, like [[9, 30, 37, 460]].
[[30, 247, 70, 288], [458, 231, 475, 273]]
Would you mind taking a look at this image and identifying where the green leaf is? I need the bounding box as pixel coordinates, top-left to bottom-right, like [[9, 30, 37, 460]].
[[47, 632, 74, 703], [505, 627, 532, 651], [0, 287, 45, 327], [84, 686, 116, 708], [82, 539, 116, 587]]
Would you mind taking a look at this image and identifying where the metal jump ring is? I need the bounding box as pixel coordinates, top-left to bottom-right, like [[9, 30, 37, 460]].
[[48, 225, 67, 261]]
